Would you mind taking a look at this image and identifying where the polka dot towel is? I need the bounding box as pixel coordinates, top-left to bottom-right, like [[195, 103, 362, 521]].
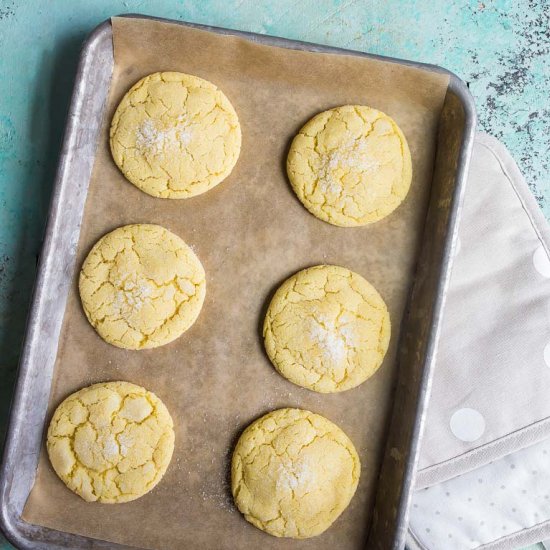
[[408, 134, 550, 549], [409, 438, 550, 549]]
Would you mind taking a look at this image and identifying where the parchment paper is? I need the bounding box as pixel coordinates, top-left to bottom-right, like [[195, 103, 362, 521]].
[[23, 16, 449, 549]]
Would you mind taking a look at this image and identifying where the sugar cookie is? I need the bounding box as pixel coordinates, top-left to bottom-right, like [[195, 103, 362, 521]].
[[79, 224, 205, 349], [287, 105, 412, 226], [231, 408, 360, 538], [47, 381, 174, 503], [110, 72, 241, 198], [263, 265, 390, 392]]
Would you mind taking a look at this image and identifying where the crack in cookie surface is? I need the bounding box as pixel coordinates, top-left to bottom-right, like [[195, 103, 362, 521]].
[[231, 408, 360, 538], [263, 265, 390, 393], [79, 224, 206, 349], [287, 105, 412, 227], [47, 381, 175, 503], [110, 72, 241, 199]]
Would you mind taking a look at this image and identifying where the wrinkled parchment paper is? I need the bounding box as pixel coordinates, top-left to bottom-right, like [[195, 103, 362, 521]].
[[23, 16, 449, 549]]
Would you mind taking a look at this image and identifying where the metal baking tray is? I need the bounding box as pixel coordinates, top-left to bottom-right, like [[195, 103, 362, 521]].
[[0, 15, 475, 550]]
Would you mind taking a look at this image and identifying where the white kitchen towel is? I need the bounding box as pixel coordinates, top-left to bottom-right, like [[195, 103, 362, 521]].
[[417, 132, 550, 488], [407, 133, 550, 549], [409, 436, 550, 549]]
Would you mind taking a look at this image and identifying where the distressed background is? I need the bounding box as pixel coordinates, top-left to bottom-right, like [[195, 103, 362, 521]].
[[0, 1, 548, 548]]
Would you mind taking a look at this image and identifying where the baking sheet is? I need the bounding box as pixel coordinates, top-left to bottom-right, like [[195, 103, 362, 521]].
[[22, 16, 449, 549]]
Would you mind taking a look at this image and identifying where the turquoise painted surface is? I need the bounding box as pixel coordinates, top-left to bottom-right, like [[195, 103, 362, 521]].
[[0, 1, 548, 548]]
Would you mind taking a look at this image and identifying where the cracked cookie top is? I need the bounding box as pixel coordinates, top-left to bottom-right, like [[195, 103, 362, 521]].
[[287, 105, 412, 226], [79, 224, 206, 350], [47, 381, 174, 503], [231, 408, 360, 538], [110, 72, 241, 199], [263, 265, 390, 393]]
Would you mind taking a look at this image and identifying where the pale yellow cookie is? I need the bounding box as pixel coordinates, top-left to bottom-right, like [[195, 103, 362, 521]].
[[263, 265, 390, 393], [287, 105, 412, 226], [232, 408, 360, 538], [47, 381, 174, 503], [79, 224, 205, 350], [110, 71, 241, 198]]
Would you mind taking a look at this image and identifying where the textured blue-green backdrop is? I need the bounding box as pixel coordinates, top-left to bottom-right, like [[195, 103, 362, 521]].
[[0, 1, 548, 548]]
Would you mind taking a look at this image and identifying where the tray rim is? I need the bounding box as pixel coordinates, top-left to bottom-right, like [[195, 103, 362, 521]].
[[0, 14, 476, 550]]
